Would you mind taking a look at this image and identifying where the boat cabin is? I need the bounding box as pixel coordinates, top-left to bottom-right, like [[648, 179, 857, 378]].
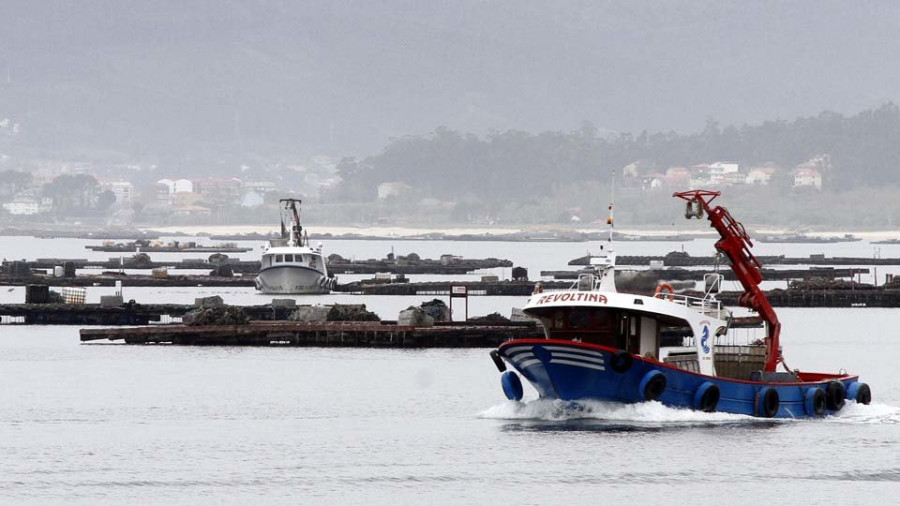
[[261, 252, 322, 270], [526, 304, 696, 361]]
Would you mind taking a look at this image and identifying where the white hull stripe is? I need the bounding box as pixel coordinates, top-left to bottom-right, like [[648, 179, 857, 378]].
[[510, 353, 536, 364], [503, 346, 536, 356], [549, 352, 605, 365], [543, 346, 605, 358], [505, 345, 607, 359], [517, 359, 542, 369], [550, 359, 606, 371]]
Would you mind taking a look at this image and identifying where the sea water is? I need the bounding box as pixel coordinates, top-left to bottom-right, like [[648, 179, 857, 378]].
[[0, 237, 899, 504]]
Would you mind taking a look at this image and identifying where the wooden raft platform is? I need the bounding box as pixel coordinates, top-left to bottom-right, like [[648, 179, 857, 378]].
[[79, 321, 544, 347], [0, 303, 297, 325]]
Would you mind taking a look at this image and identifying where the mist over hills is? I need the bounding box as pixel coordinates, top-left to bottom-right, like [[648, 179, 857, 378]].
[[2, 1, 900, 165]]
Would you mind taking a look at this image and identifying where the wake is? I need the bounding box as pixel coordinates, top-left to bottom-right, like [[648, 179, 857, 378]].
[[479, 398, 751, 424], [479, 398, 900, 425], [825, 402, 900, 424]]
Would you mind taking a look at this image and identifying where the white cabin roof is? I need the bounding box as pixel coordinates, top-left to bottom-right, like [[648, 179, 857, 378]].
[[524, 289, 727, 327], [263, 246, 323, 256]]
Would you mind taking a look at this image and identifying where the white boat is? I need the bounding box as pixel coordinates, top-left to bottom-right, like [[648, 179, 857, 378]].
[[254, 199, 335, 294]]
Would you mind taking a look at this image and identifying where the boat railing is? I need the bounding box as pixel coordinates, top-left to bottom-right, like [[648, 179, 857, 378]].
[[653, 292, 727, 319]]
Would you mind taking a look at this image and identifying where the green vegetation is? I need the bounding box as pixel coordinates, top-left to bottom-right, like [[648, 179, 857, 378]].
[[320, 104, 900, 228]]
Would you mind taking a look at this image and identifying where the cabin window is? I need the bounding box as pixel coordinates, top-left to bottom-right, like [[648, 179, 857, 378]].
[[568, 308, 591, 328], [262, 255, 271, 268], [276, 254, 284, 263], [548, 307, 613, 331], [553, 310, 565, 329]]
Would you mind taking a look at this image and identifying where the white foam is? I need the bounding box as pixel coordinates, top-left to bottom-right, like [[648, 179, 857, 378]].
[[479, 398, 752, 424], [825, 402, 900, 425], [481, 398, 900, 425]]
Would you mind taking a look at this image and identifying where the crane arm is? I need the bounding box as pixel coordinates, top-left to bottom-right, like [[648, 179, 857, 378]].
[[673, 190, 782, 372]]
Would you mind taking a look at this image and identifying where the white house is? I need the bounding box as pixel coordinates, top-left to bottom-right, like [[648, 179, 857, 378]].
[[174, 179, 194, 194], [2, 196, 40, 215], [708, 162, 739, 184], [793, 168, 822, 190]]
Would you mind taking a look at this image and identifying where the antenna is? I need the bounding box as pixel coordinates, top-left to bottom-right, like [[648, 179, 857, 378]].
[[606, 170, 615, 244]]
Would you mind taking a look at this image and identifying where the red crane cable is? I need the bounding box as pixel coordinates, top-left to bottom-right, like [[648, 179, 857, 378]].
[[673, 190, 782, 372]]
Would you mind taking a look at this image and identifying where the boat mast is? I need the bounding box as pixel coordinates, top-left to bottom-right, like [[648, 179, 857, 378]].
[[607, 172, 615, 245], [673, 190, 783, 372], [280, 198, 303, 247]]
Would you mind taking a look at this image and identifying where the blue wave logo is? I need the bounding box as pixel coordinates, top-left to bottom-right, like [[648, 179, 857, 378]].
[[701, 325, 711, 354]]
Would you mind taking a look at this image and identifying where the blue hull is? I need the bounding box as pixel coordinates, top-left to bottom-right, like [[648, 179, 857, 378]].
[[498, 339, 861, 419]]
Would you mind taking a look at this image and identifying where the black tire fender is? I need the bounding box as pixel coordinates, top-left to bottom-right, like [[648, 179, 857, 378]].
[[611, 350, 634, 373]]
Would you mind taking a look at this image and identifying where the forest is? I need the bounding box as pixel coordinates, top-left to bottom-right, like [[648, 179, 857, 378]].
[[321, 104, 900, 228]]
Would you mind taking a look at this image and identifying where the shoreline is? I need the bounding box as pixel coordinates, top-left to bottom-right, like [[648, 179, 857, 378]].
[[0, 223, 897, 241], [145, 224, 899, 242]]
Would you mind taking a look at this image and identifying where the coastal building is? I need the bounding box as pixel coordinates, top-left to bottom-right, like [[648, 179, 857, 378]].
[[2, 196, 40, 215], [708, 162, 740, 185], [720, 171, 748, 186], [747, 167, 778, 185], [377, 182, 412, 199], [663, 167, 691, 188], [793, 167, 823, 190], [156, 178, 195, 197], [241, 180, 277, 194], [172, 204, 212, 217], [192, 177, 242, 203], [100, 180, 134, 204]]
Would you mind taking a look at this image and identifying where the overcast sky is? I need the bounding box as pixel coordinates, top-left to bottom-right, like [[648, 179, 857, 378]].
[[1, 0, 898, 161]]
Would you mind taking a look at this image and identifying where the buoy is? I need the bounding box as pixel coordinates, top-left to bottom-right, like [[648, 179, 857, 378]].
[[692, 382, 720, 412], [846, 382, 872, 405], [825, 381, 846, 411], [757, 387, 779, 418], [804, 387, 826, 416], [501, 371, 523, 401], [654, 282, 676, 301], [489, 349, 506, 373], [639, 370, 667, 401], [611, 350, 634, 373]]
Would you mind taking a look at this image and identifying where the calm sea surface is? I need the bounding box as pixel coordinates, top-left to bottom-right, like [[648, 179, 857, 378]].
[[1, 237, 899, 504]]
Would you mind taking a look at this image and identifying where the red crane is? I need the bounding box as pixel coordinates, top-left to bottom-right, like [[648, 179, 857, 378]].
[[673, 190, 783, 372]]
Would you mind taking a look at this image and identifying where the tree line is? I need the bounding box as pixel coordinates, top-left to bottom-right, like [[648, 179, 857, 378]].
[[329, 103, 900, 203]]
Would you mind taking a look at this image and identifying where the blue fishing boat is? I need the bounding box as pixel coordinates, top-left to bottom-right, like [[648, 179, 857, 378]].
[[489, 190, 871, 418]]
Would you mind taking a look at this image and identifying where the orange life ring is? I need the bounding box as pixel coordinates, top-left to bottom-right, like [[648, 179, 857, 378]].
[[655, 282, 676, 301]]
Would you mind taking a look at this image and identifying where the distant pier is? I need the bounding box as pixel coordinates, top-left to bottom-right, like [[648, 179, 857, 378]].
[[80, 321, 543, 347]]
